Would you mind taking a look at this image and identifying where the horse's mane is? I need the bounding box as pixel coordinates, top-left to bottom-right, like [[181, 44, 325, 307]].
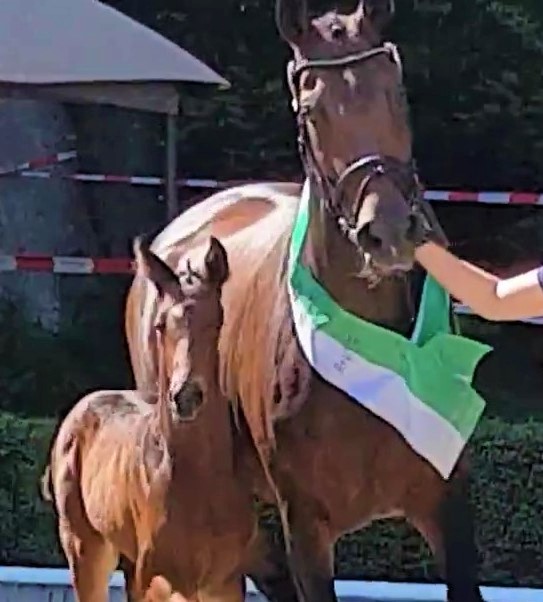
[[218, 207, 297, 453]]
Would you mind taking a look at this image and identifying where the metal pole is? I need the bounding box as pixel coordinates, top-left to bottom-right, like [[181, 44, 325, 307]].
[[165, 113, 178, 220]]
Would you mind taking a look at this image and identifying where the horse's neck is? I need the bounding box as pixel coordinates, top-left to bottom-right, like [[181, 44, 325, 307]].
[[305, 202, 414, 334]]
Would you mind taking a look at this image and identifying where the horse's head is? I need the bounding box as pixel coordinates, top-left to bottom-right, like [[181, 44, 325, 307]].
[[134, 236, 229, 421], [277, 0, 446, 279]]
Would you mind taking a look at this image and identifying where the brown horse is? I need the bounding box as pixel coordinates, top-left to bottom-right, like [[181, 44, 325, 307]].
[[42, 236, 258, 602], [125, 2, 484, 601]]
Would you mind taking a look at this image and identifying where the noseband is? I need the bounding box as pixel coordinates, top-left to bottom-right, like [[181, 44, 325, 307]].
[[288, 43, 427, 239]]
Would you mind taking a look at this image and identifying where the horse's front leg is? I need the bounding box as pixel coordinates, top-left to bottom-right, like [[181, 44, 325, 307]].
[[284, 495, 338, 602], [245, 522, 300, 602], [439, 472, 484, 602], [407, 465, 484, 602]]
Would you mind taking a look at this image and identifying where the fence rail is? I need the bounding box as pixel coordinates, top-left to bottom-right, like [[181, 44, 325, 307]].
[[0, 567, 540, 602]]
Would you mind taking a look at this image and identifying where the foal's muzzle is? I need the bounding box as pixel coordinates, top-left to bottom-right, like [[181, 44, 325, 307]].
[[171, 381, 204, 421]]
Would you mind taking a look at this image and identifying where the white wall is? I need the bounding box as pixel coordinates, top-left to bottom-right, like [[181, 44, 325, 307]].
[[0, 567, 540, 602]]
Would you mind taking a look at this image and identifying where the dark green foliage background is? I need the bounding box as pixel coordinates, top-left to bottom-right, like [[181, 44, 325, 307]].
[[103, 0, 543, 191], [2, 413, 542, 586]]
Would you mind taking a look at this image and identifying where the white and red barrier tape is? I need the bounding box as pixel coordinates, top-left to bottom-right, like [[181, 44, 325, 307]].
[[1, 253, 542, 324], [0, 254, 133, 275], [0, 150, 77, 176], [426, 190, 543, 205], [3, 165, 543, 205], [2, 149, 543, 204], [3, 152, 543, 325]]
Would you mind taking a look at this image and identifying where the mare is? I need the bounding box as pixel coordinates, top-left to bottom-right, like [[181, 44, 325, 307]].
[[42, 236, 257, 602], [125, 1, 484, 601]]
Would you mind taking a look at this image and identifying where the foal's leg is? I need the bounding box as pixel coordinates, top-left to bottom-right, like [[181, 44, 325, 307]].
[[59, 525, 119, 602], [54, 450, 119, 602], [407, 468, 484, 602]]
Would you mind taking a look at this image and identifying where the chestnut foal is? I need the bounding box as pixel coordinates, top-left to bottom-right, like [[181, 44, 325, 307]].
[[42, 236, 256, 602]]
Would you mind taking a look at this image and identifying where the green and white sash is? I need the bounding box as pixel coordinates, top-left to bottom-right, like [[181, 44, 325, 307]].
[[287, 180, 490, 479]]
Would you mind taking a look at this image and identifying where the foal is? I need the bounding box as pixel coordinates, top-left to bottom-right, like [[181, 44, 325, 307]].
[[41, 236, 256, 602]]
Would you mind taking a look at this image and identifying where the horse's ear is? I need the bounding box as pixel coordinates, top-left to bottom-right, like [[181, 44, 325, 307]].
[[133, 235, 180, 299], [276, 0, 309, 47], [356, 0, 395, 32], [204, 237, 229, 288]]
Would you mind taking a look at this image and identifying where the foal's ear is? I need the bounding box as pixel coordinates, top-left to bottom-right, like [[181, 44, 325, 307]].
[[133, 235, 180, 299], [356, 0, 395, 32], [204, 237, 229, 288], [276, 0, 310, 47]]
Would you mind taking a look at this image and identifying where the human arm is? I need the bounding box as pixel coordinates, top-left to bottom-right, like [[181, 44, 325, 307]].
[[414, 241, 543, 321]]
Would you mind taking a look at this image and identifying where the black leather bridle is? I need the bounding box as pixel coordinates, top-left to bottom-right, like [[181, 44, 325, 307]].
[[287, 42, 433, 243]]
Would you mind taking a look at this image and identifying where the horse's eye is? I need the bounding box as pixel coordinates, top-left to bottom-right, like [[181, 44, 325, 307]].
[[300, 104, 313, 119], [331, 24, 344, 40]]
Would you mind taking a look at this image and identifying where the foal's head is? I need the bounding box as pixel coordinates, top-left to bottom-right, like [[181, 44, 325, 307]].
[[277, 0, 445, 278], [134, 236, 229, 421]]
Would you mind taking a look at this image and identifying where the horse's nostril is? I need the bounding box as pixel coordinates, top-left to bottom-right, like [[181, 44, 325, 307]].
[[172, 381, 204, 419], [357, 224, 383, 250], [370, 233, 383, 249], [407, 212, 425, 242]]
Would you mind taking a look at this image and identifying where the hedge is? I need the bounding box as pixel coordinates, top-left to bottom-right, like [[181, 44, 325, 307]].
[[1, 412, 542, 587]]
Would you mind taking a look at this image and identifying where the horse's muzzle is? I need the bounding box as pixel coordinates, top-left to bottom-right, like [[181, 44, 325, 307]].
[[355, 214, 416, 275]]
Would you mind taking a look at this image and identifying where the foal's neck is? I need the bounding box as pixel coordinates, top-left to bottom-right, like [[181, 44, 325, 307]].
[[304, 201, 415, 335], [159, 358, 235, 475]]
